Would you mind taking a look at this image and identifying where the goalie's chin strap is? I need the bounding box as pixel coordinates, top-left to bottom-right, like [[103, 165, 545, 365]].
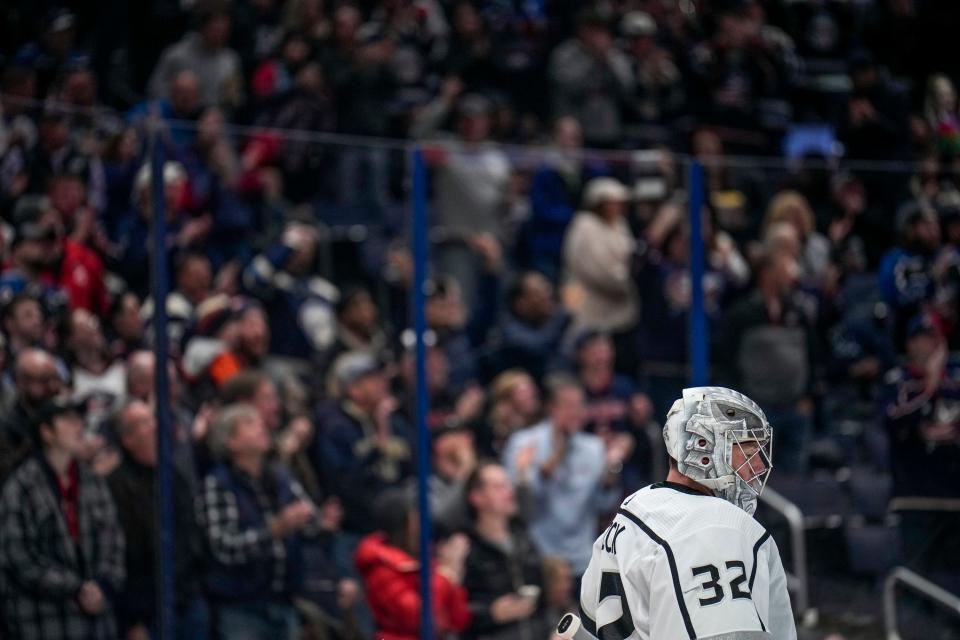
[[696, 474, 736, 494]]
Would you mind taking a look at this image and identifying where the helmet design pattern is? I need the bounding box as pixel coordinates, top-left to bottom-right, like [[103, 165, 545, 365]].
[[663, 386, 773, 514]]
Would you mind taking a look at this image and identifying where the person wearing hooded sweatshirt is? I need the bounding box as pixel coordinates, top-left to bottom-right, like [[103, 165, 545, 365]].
[[355, 485, 471, 640]]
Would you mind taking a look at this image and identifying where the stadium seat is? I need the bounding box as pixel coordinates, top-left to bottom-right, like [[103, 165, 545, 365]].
[[768, 474, 854, 528], [844, 525, 900, 576], [846, 469, 892, 523]]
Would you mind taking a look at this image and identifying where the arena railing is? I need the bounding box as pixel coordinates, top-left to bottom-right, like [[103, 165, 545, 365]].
[[759, 487, 814, 627], [884, 566, 960, 640]]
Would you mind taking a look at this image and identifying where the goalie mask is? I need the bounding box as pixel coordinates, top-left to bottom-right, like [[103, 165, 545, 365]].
[[662, 387, 773, 515]]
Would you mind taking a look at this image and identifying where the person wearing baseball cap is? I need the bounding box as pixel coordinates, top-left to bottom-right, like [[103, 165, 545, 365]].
[[563, 177, 639, 375], [314, 351, 411, 537], [0, 397, 125, 640]]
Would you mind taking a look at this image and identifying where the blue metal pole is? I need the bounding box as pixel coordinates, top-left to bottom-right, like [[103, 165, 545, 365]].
[[149, 129, 175, 638], [688, 160, 709, 387], [411, 148, 435, 640]]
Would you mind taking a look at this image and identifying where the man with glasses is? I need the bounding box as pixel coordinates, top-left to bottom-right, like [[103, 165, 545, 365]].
[[0, 348, 63, 482]]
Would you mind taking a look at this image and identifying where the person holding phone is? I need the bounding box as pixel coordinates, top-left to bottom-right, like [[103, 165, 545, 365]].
[[463, 461, 548, 640]]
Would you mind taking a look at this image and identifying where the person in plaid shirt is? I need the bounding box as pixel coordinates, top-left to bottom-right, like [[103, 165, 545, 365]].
[[0, 399, 125, 640], [198, 402, 323, 640]]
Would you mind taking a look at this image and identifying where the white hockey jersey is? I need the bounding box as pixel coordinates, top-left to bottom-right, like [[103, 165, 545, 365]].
[[579, 482, 797, 640]]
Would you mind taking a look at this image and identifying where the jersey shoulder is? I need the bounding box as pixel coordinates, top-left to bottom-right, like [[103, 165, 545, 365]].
[[619, 483, 767, 544]]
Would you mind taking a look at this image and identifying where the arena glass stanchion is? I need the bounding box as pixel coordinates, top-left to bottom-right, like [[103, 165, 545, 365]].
[[411, 147, 435, 640], [687, 160, 709, 387], [149, 124, 176, 639]]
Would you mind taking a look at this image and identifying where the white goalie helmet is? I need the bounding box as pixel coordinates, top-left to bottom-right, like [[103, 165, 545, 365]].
[[662, 386, 773, 515]]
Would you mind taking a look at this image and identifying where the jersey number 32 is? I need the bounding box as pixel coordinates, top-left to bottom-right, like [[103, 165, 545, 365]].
[[692, 561, 751, 606]]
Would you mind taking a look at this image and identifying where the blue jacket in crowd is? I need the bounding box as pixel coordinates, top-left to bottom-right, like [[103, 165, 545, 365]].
[[242, 244, 339, 360]]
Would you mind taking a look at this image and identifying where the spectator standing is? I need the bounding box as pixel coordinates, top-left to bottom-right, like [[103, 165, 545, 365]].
[[881, 313, 960, 575], [107, 399, 207, 639], [106, 292, 146, 359], [687, 2, 794, 132], [2, 195, 108, 316], [879, 201, 942, 350], [149, 4, 243, 110], [243, 221, 339, 367], [218, 372, 361, 638], [325, 9, 396, 212], [220, 369, 323, 500], [523, 117, 603, 280], [562, 177, 639, 376], [115, 161, 209, 298], [250, 32, 315, 102], [65, 309, 125, 420], [714, 249, 818, 474], [420, 95, 511, 308], [424, 276, 480, 390], [141, 251, 212, 356], [283, 0, 332, 50], [463, 461, 546, 640], [185, 296, 271, 395], [922, 74, 960, 156], [573, 331, 651, 488], [253, 60, 337, 203], [620, 11, 685, 127], [2, 292, 46, 357], [127, 70, 202, 151], [825, 301, 896, 435], [429, 425, 478, 531], [355, 486, 472, 640], [100, 126, 143, 242], [0, 399, 125, 640], [123, 350, 200, 481], [198, 403, 319, 640], [503, 376, 620, 576], [692, 128, 767, 243], [24, 107, 90, 196], [323, 286, 390, 377], [396, 341, 483, 434], [0, 348, 63, 482], [763, 190, 832, 291], [635, 202, 745, 416], [549, 10, 633, 147], [490, 271, 569, 382], [173, 106, 253, 268], [574, 334, 634, 430], [312, 352, 411, 537], [481, 369, 542, 459], [840, 50, 910, 162], [444, 2, 500, 97]]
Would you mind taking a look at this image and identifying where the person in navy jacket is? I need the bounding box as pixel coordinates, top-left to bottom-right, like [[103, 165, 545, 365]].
[[198, 403, 326, 640], [881, 312, 960, 574]]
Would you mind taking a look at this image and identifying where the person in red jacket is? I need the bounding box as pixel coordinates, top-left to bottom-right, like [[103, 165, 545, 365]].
[[356, 486, 472, 640]]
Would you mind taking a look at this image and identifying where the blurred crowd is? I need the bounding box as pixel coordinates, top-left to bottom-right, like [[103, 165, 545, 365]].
[[1, 0, 960, 638]]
